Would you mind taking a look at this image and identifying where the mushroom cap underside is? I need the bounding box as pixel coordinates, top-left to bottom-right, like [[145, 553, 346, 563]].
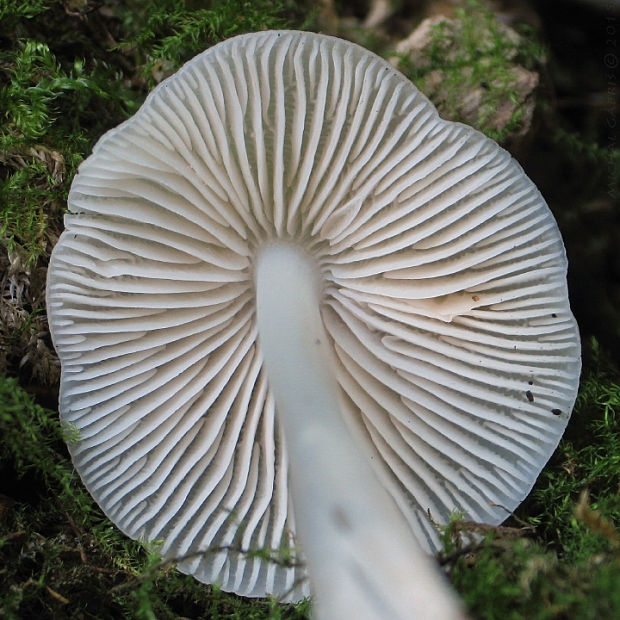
[[46, 30, 581, 601]]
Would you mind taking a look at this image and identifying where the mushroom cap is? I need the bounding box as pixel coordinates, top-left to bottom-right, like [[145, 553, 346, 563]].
[[46, 30, 581, 600]]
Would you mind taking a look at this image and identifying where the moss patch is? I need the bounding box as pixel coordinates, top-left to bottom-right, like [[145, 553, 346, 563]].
[[392, 0, 544, 142], [439, 339, 620, 618]]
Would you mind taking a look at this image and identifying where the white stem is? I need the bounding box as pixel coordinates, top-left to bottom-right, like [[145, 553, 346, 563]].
[[255, 242, 466, 620]]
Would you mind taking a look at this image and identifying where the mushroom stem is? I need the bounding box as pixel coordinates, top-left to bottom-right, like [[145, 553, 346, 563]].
[[255, 242, 465, 620]]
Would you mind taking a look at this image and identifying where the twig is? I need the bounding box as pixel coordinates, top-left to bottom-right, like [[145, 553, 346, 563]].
[[110, 544, 306, 593]]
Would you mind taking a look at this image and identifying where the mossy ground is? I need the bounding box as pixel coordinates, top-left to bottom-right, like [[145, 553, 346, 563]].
[[1, 1, 619, 618]]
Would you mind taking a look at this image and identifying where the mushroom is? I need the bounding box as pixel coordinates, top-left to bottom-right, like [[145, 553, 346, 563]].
[[46, 31, 581, 619]]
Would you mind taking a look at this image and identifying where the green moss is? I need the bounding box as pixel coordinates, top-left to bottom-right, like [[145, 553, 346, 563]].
[[0, 375, 310, 618], [440, 339, 620, 618], [0, 0, 52, 22], [394, 0, 544, 142], [0, 35, 137, 267], [120, 0, 316, 87], [448, 534, 620, 619], [545, 120, 620, 203], [527, 340, 620, 556], [0, 375, 71, 489], [0, 0, 313, 267]]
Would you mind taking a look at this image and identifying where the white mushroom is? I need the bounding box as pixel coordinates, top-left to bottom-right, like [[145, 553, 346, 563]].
[[46, 31, 581, 619]]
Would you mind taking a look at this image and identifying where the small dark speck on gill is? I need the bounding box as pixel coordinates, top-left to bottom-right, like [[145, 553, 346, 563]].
[[526, 390, 534, 402]]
